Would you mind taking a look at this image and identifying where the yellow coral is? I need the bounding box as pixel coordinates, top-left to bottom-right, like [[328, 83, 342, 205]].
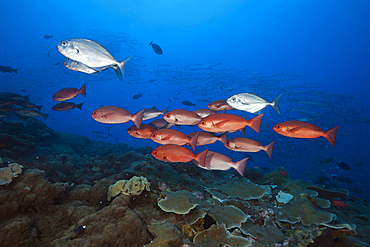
[[107, 176, 150, 201]]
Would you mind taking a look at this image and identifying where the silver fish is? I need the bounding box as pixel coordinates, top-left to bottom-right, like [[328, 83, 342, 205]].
[[226, 93, 283, 115], [142, 107, 168, 121], [63, 59, 99, 74], [57, 39, 134, 80]]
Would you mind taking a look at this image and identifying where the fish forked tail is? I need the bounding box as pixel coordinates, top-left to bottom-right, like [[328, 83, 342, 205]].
[[115, 55, 134, 80], [218, 132, 228, 146], [42, 113, 49, 121], [76, 103, 84, 110], [79, 83, 87, 97], [194, 149, 208, 168], [234, 157, 249, 177], [271, 94, 283, 115], [162, 107, 169, 115], [36, 105, 43, 111], [189, 132, 199, 151], [132, 109, 145, 129], [264, 140, 275, 158], [247, 114, 264, 133], [323, 126, 339, 146]]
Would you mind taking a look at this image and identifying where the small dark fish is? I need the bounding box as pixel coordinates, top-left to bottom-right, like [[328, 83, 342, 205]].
[[149, 41, 163, 55], [260, 167, 271, 173], [21, 89, 26, 92], [43, 35, 53, 39], [168, 99, 172, 102], [61, 155, 67, 164], [157, 94, 160, 98], [0, 65, 18, 74], [52, 102, 83, 111], [337, 162, 350, 170], [55, 62, 60, 65], [332, 175, 353, 184], [182, 100, 196, 107], [318, 176, 330, 184], [133, 93, 143, 99], [74, 225, 86, 234], [347, 187, 363, 193], [320, 157, 334, 164], [92, 130, 105, 134], [355, 162, 363, 166], [244, 153, 254, 162]]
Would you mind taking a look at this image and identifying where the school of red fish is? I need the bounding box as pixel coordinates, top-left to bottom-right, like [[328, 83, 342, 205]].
[[50, 83, 340, 177]]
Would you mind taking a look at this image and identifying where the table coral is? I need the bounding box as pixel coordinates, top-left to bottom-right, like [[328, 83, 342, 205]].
[[158, 190, 199, 214], [276, 193, 336, 226], [193, 223, 253, 246]]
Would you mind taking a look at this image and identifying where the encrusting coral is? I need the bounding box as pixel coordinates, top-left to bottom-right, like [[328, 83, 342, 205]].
[[107, 176, 150, 201], [0, 162, 23, 185]]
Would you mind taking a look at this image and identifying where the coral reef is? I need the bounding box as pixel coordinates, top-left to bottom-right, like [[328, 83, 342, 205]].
[[0, 117, 368, 246]]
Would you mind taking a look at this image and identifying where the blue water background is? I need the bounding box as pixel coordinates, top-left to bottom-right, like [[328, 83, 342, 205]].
[[1, 1, 369, 198]]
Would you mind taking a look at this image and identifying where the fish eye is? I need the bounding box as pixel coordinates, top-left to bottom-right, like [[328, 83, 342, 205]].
[[275, 125, 280, 129], [232, 97, 236, 101], [200, 121, 205, 125], [165, 114, 170, 118], [92, 111, 96, 115], [152, 134, 156, 138], [153, 151, 157, 155], [163, 156, 167, 160], [62, 41, 66, 46]]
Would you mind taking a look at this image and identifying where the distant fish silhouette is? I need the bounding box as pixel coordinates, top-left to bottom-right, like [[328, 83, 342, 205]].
[[149, 41, 163, 55], [44, 35, 53, 39]]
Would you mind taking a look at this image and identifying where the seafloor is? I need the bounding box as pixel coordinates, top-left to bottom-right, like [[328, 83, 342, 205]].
[[0, 118, 369, 247]]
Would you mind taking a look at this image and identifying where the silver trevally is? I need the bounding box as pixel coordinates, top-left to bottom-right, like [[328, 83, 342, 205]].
[[57, 39, 134, 80], [63, 59, 99, 74], [226, 93, 283, 115]]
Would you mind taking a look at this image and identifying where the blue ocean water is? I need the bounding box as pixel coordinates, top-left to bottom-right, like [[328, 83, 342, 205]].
[[1, 0, 369, 199]]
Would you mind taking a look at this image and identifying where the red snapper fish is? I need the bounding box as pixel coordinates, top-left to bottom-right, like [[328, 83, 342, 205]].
[[225, 137, 275, 158], [273, 120, 339, 146], [91, 106, 145, 129], [163, 109, 202, 125], [207, 99, 234, 111], [187, 131, 228, 146], [150, 129, 199, 151], [194, 151, 249, 177], [52, 102, 83, 111], [198, 113, 263, 134], [127, 124, 157, 139], [52, 83, 86, 101], [152, 144, 208, 167]]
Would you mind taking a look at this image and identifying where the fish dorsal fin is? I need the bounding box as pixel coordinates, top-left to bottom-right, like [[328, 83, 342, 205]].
[[152, 106, 157, 109], [161, 133, 174, 141]]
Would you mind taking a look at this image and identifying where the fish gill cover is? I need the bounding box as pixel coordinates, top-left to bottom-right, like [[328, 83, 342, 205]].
[[0, 0, 370, 246]]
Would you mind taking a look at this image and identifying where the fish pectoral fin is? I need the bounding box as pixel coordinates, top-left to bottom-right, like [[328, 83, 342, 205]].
[[102, 113, 116, 119], [161, 134, 174, 141], [215, 120, 230, 128], [287, 127, 303, 133]]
